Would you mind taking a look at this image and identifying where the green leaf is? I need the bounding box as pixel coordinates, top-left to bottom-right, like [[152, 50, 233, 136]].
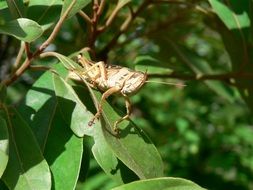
[[134, 55, 173, 75], [112, 177, 206, 190], [0, 7, 12, 24], [39, 53, 96, 136], [27, 52, 162, 181], [0, 115, 9, 178], [0, 18, 43, 42], [92, 121, 139, 184], [43, 105, 83, 190], [208, 0, 250, 30], [0, 179, 8, 190], [1, 106, 51, 190], [27, 0, 63, 30], [17, 67, 59, 149], [53, 74, 95, 137], [210, 1, 253, 111], [52, 52, 164, 179], [17, 53, 89, 140], [90, 90, 164, 179], [6, 0, 25, 18], [61, 0, 91, 19], [78, 172, 114, 190], [0, 1, 8, 9], [56, 51, 164, 179], [17, 64, 84, 190], [46, 52, 81, 70]]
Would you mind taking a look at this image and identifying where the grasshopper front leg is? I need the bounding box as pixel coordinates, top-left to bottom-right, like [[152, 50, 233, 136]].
[[80, 61, 107, 81], [78, 54, 107, 81]]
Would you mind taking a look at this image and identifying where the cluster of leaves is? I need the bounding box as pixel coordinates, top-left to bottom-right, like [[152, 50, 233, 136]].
[[0, 0, 253, 190]]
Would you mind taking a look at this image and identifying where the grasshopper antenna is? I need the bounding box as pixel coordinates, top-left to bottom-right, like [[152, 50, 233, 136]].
[[145, 80, 187, 87]]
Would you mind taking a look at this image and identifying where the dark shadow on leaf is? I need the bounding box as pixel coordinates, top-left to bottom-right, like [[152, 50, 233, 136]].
[[0, 179, 8, 190], [27, 5, 62, 27], [101, 116, 152, 145], [43, 97, 76, 165], [110, 158, 139, 183], [17, 86, 78, 164], [0, 19, 27, 37], [17, 86, 56, 149], [78, 138, 91, 182]]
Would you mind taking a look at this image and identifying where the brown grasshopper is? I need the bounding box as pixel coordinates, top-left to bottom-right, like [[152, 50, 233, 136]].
[[68, 54, 147, 132]]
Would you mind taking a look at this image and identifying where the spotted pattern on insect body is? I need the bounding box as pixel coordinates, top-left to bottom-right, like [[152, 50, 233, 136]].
[[95, 65, 147, 96]]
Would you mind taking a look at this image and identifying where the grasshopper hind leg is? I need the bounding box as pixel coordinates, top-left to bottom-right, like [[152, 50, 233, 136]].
[[113, 95, 131, 132], [89, 88, 132, 135]]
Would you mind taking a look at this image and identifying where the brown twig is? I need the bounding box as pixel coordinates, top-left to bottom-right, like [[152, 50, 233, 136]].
[[99, 0, 152, 59], [98, 2, 126, 32], [2, 0, 76, 86], [97, 0, 106, 17], [29, 65, 52, 71], [11, 41, 25, 74], [87, 1, 100, 49], [29, 65, 59, 75], [86, 0, 108, 49], [36, 0, 76, 55], [24, 42, 32, 59], [78, 10, 93, 24], [3, 58, 31, 86]]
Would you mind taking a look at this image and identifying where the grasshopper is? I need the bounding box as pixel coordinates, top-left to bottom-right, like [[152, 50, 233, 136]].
[[68, 53, 147, 132]]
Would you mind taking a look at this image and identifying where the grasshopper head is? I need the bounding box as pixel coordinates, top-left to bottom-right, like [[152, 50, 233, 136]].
[[121, 71, 147, 95]]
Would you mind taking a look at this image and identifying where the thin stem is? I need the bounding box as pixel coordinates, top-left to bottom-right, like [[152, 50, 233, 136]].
[[39, 51, 59, 58], [11, 42, 25, 74], [87, 1, 99, 48], [104, 4, 124, 29], [29, 65, 52, 71], [24, 42, 32, 58], [37, 0, 76, 54], [99, 0, 151, 59], [29, 65, 58, 75], [78, 10, 93, 24], [97, 0, 106, 17], [2, 1, 76, 86], [2, 58, 31, 86]]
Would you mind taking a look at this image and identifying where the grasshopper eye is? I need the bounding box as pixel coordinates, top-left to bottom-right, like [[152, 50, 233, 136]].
[[77, 54, 82, 62], [76, 61, 82, 67]]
